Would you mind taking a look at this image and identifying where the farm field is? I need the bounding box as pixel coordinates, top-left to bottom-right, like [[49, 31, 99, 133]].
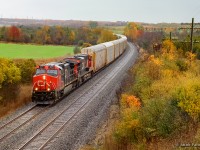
[[104, 26, 125, 34], [0, 43, 74, 59]]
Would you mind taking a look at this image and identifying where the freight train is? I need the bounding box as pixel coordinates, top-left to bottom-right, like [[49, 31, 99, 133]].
[[32, 35, 127, 104]]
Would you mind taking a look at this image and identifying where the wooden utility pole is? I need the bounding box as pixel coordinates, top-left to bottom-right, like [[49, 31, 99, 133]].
[[170, 32, 172, 41], [190, 18, 194, 52]]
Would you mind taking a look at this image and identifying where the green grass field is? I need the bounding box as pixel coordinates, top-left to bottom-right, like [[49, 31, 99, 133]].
[[0, 43, 74, 59]]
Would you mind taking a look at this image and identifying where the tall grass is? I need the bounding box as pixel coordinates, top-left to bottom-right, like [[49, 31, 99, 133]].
[[0, 84, 32, 118]]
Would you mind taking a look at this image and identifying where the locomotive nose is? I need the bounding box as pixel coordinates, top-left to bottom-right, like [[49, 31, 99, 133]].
[[33, 75, 57, 92], [42, 75, 46, 80]]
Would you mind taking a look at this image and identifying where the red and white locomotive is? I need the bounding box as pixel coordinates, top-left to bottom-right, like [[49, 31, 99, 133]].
[[32, 54, 93, 104], [32, 35, 127, 104]]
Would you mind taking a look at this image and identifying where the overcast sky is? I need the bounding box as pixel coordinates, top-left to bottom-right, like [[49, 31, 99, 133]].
[[0, 0, 200, 23]]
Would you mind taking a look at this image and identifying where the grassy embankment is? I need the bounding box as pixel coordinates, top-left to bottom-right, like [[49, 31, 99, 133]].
[[0, 43, 73, 118]]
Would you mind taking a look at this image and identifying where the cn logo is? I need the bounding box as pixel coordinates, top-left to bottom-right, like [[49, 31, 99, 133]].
[[37, 80, 50, 87]]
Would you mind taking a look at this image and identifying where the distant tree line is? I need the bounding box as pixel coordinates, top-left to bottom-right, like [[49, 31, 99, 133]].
[[0, 25, 117, 46]]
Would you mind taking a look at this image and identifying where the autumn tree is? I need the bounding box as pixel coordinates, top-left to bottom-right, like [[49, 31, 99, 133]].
[[75, 27, 90, 44], [0, 58, 21, 87], [161, 40, 177, 60], [68, 31, 75, 45], [0, 26, 7, 41], [35, 26, 51, 44], [89, 28, 103, 44], [7, 26, 22, 42], [16, 59, 36, 83], [50, 26, 65, 45], [97, 29, 117, 43], [124, 22, 143, 42]]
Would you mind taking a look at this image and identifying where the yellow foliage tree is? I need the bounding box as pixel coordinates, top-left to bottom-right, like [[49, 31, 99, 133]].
[[35, 26, 51, 44], [161, 40, 177, 60], [68, 31, 75, 44], [176, 78, 200, 121], [0, 58, 21, 86], [97, 30, 117, 43], [54, 26, 65, 44], [185, 51, 196, 66]]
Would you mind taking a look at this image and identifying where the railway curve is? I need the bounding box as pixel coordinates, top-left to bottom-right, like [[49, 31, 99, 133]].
[[0, 42, 138, 150]]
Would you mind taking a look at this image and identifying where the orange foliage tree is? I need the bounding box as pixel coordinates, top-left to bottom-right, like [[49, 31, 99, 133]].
[[8, 26, 22, 42], [121, 94, 141, 109], [114, 94, 142, 142], [124, 22, 143, 42]]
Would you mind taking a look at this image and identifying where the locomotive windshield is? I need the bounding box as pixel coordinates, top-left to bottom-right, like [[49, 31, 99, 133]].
[[36, 69, 46, 75], [35, 69, 58, 76], [47, 70, 58, 76]]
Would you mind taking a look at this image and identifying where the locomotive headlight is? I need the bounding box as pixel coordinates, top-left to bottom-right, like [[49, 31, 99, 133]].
[[47, 88, 51, 91], [35, 87, 38, 91], [43, 75, 46, 80]]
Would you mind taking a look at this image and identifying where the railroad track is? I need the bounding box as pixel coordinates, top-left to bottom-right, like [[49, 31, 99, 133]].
[[16, 43, 135, 150], [0, 105, 49, 143]]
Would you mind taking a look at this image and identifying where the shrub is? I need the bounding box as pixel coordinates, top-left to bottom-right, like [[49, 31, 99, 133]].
[[0, 58, 21, 86], [16, 59, 36, 83], [78, 40, 84, 46], [114, 94, 188, 143], [133, 75, 151, 100], [140, 99, 188, 138], [174, 77, 200, 121], [114, 94, 143, 143], [176, 59, 188, 71], [73, 46, 81, 54]]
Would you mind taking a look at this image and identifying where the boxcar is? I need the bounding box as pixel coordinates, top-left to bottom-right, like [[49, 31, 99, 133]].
[[81, 44, 107, 72], [102, 42, 115, 65], [112, 40, 120, 59]]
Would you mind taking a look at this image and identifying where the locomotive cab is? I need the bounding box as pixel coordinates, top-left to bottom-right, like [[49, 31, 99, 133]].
[[32, 63, 64, 104]]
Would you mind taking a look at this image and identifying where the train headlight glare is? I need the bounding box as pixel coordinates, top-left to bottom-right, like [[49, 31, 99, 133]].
[[35, 87, 38, 91], [43, 75, 46, 80], [47, 88, 50, 91]]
